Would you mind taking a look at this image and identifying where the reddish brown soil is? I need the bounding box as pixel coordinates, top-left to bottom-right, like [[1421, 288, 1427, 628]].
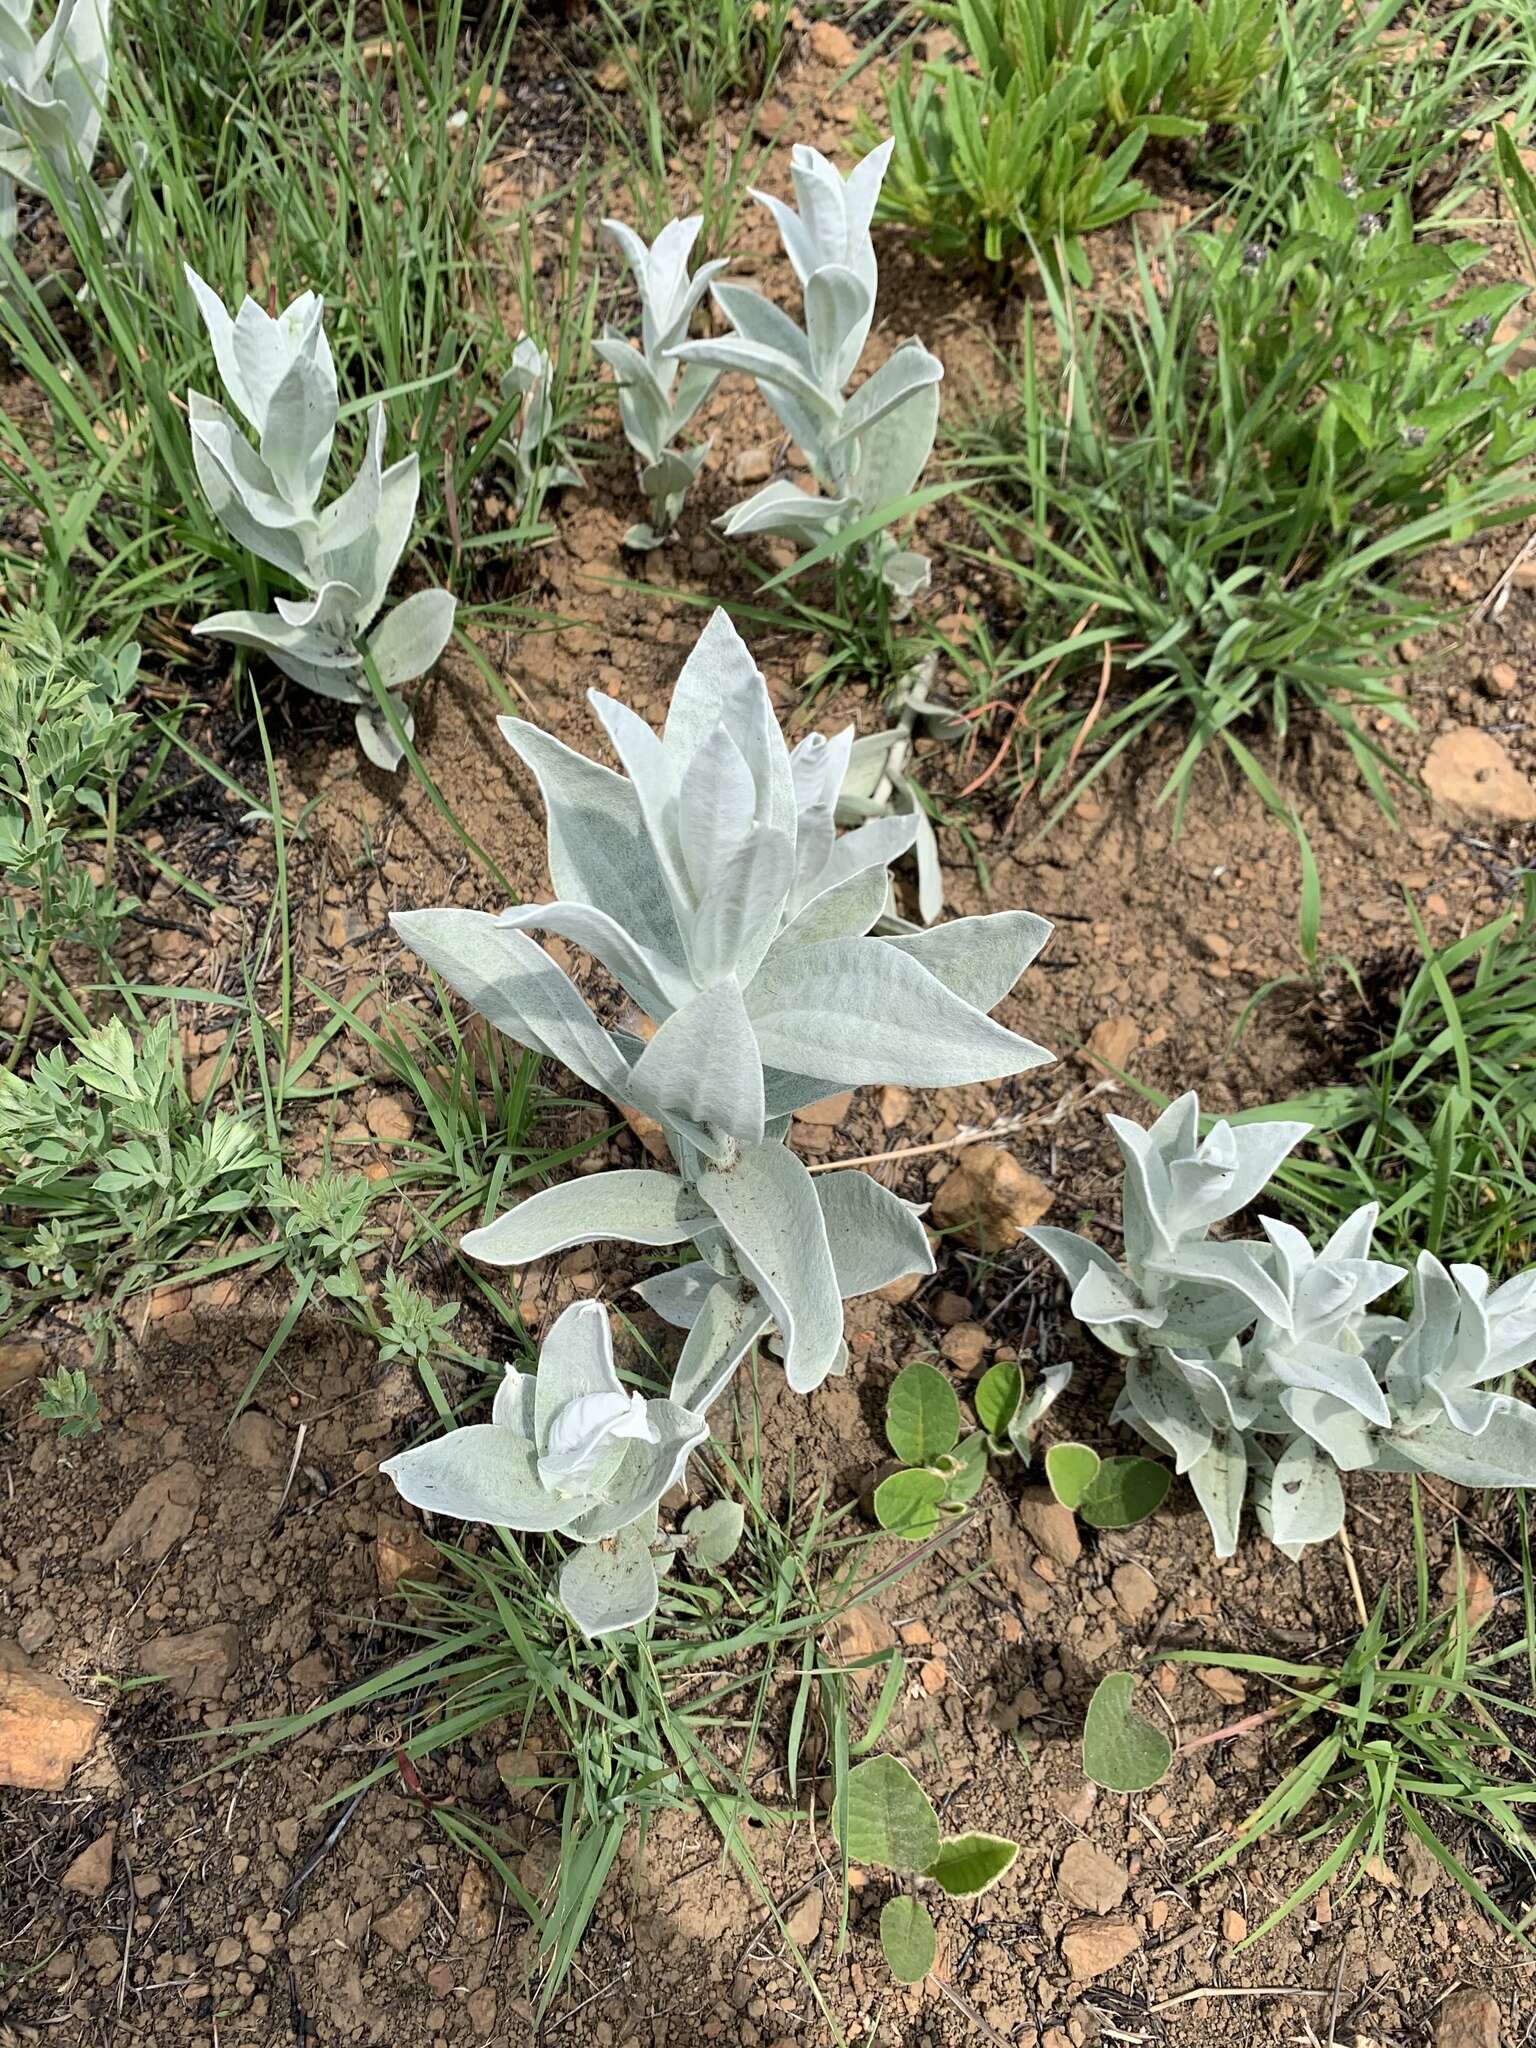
[[4, 13, 1536, 2048]]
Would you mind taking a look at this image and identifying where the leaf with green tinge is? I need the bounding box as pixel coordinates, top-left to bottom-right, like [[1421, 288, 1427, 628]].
[[874, 1466, 948, 1542], [1078, 1456, 1171, 1530], [1045, 1441, 1100, 1509], [843, 1755, 942, 1873], [683, 1499, 745, 1567], [940, 1431, 989, 1506], [885, 1360, 960, 1465], [974, 1359, 1021, 1440], [879, 1896, 937, 1983], [1082, 1672, 1173, 1793], [925, 1832, 1019, 1898]]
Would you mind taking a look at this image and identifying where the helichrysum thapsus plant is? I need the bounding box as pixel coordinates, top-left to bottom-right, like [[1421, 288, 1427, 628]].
[[0, 0, 109, 220], [184, 267, 457, 772], [596, 214, 726, 549], [383, 1299, 710, 1635], [671, 141, 943, 611], [1032, 1094, 1536, 1558], [382, 610, 1054, 1630], [393, 605, 1051, 1395], [498, 333, 582, 511]]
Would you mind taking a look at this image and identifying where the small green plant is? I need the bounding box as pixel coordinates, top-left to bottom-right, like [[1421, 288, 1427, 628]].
[[1081, 1670, 1173, 1791], [34, 1361, 101, 1436], [872, 1359, 987, 1540], [1099, 1525, 1536, 1945], [868, 0, 1276, 281], [1254, 879, 1536, 1279], [0, 615, 139, 1061], [589, 0, 794, 137], [1044, 1439, 1169, 1527], [0, 1016, 274, 1351], [952, 161, 1536, 855], [840, 1754, 1018, 1983], [496, 333, 584, 517]]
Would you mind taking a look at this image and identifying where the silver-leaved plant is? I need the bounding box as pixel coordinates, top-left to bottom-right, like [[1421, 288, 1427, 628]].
[[382, 1300, 708, 1635], [184, 267, 456, 771], [391, 607, 1052, 1411], [670, 139, 941, 611], [0, 0, 109, 215], [499, 333, 582, 510], [596, 214, 725, 549], [1032, 1092, 1536, 1558]]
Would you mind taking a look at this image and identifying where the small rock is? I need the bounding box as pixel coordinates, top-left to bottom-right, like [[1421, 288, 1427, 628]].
[[1056, 1840, 1129, 1915], [794, 1090, 853, 1128], [1198, 1666, 1246, 1706], [426, 1961, 455, 1996], [878, 1086, 909, 1130], [929, 1146, 1052, 1253], [1060, 1919, 1140, 1980], [1201, 931, 1232, 960], [1438, 1558, 1495, 1627], [806, 18, 856, 64], [785, 1887, 824, 1946], [940, 1322, 987, 1372], [289, 1651, 333, 1690], [1017, 1489, 1081, 1570], [1423, 728, 1536, 824], [0, 1669, 103, 1790], [730, 446, 774, 485], [458, 1859, 498, 1943], [0, 1339, 46, 1394], [1483, 660, 1518, 697], [1111, 1562, 1158, 1623], [1222, 1906, 1247, 1943], [466, 1987, 498, 2038], [96, 1461, 201, 1565], [753, 97, 792, 140], [212, 1935, 243, 1968], [1401, 1836, 1439, 1900], [1081, 1015, 1138, 1075], [62, 1829, 115, 1898], [375, 1887, 431, 1953], [375, 1516, 440, 1595], [824, 1600, 894, 1667], [919, 1659, 946, 1695], [139, 1624, 241, 1701], [228, 1410, 286, 1471], [1434, 1989, 1501, 2048], [366, 1093, 414, 1142], [877, 1271, 924, 1305]]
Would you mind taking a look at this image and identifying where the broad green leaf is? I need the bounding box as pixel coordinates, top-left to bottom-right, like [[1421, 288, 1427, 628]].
[[885, 1360, 960, 1465], [925, 1832, 1018, 1898], [1082, 1672, 1173, 1793], [683, 1499, 746, 1567], [975, 1359, 1022, 1439], [842, 1756, 941, 1873], [879, 1896, 936, 1984], [874, 1466, 948, 1542], [1078, 1455, 1170, 1530], [1045, 1441, 1100, 1509]]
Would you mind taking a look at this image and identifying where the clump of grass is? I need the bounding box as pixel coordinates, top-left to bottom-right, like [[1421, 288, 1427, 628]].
[[946, 157, 1536, 891], [1175, 1497, 1536, 1946], [587, 0, 795, 137], [1247, 879, 1536, 1280]]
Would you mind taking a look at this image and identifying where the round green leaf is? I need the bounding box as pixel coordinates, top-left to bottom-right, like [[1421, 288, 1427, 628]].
[[885, 1360, 961, 1466], [879, 1895, 937, 1984], [843, 1755, 942, 1873], [1078, 1455, 1170, 1530], [974, 1359, 1021, 1439], [925, 1831, 1018, 1898], [1045, 1440, 1100, 1509], [1082, 1672, 1173, 1793], [683, 1498, 746, 1566], [874, 1466, 948, 1542]]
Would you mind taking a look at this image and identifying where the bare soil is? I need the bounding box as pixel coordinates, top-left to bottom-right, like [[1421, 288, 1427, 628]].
[[4, 14, 1536, 2048]]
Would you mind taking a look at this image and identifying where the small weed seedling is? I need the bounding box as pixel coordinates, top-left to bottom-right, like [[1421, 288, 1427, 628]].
[[840, 1754, 1018, 1983], [1081, 1670, 1174, 1792], [1044, 1440, 1169, 1529], [873, 1359, 987, 1541]]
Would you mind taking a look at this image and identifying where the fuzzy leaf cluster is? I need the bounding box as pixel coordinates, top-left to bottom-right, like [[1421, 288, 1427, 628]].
[[383, 1300, 709, 1635], [671, 142, 942, 607], [184, 267, 456, 771], [0, 0, 109, 213], [392, 608, 1052, 1399], [1033, 1092, 1536, 1557], [596, 215, 724, 548], [498, 333, 582, 511]]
